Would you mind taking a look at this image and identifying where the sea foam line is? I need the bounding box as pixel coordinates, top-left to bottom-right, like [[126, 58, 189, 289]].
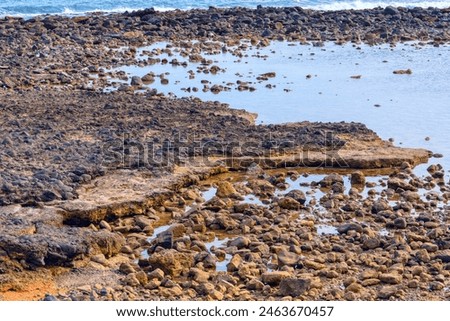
[[2, 1, 450, 19], [300, 0, 450, 10], [0, 6, 178, 19]]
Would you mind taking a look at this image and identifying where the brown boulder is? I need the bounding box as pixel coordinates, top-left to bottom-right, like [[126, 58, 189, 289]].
[[351, 171, 366, 185], [261, 271, 291, 285], [148, 249, 194, 277], [279, 278, 311, 297], [216, 181, 239, 198]]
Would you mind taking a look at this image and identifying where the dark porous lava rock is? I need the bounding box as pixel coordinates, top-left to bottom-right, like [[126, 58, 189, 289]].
[[0, 205, 124, 269], [0, 90, 418, 206]]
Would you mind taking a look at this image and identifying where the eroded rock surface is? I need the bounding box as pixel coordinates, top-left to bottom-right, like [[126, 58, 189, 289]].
[[0, 6, 445, 301], [0, 205, 124, 269]]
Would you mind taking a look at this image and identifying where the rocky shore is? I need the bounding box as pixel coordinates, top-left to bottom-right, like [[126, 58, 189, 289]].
[[0, 89, 439, 301], [1, 6, 450, 91], [0, 6, 448, 301], [3, 162, 450, 301]]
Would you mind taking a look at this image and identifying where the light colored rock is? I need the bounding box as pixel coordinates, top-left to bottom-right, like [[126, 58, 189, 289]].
[[147, 268, 165, 280], [379, 273, 402, 284], [362, 279, 381, 287], [363, 237, 381, 250], [378, 286, 398, 299], [135, 271, 148, 285], [416, 249, 431, 263], [119, 262, 135, 274], [229, 236, 250, 249], [319, 173, 344, 187], [125, 274, 140, 286], [189, 268, 210, 283], [278, 197, 301, 210], [216, 181, 239, 198], [145, 280, 161, 290], [277, 250, 300, 267], [247, 278, 264, 291], [227, 254, 242, 272], [148, 249, 194, 277], [346, 283, 363, 293]]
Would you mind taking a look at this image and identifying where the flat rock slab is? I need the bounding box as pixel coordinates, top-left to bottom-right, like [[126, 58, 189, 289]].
[[0, 90, 429, 207], [58, 166, 224, 225], [0, 205, 125, 269], [0, 89, 430, 274]]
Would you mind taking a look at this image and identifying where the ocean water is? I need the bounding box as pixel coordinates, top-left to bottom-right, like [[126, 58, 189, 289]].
[[1, 0, 450, 18]]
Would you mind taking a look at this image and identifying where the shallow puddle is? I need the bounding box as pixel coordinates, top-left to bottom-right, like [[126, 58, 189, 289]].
[[147, 225, 171, 242], [316, 224, 339, 235], [138, 165, 448, 265], [240, 194, 265, 206], [184, 186, 217, 212], [139, 224, 172, 259], [201, 186, 217, 202], [205, 236, 232, 272]]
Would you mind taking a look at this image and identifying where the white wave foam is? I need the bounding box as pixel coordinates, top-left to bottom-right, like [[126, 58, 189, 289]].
[[71, 6, 184, 15], [0, 6, 180, 19], [62, 7, 147, 15], [152, 7, 181, 12], [299, 0, 450, 10]]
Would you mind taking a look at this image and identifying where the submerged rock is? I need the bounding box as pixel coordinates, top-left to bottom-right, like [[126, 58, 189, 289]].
[[319, 173, 344, 188]]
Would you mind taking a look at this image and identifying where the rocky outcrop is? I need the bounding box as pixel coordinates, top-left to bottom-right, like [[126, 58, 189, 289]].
[[0, 205, 124, 269], [0, 90, 430, 207]]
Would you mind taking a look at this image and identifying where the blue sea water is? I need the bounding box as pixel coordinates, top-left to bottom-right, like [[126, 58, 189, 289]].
[[1, 0, 450, 18]]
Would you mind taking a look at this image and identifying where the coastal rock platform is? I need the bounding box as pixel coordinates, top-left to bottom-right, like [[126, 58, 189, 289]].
[[0, 6, 448, 301]]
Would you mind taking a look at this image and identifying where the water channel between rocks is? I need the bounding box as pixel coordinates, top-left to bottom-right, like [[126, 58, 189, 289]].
[[138, 169, 448, 271]]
